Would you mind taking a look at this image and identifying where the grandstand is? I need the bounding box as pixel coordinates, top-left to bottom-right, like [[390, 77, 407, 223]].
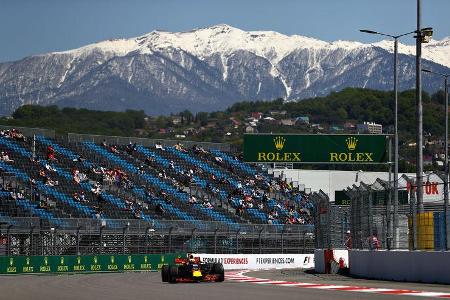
[[0, 127, 315, 256]]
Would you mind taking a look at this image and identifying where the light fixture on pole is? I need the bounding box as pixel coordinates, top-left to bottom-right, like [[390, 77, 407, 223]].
[[422, 68, 449, 250], [360, 28, 418, 249]]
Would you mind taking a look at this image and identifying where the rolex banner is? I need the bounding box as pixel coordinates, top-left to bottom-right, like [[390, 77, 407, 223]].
[[243, 134, 388, 164], [0, 253, 184, 274]]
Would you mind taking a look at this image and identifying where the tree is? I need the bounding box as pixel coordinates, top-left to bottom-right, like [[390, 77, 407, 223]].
[[195, 112, 209, 126]]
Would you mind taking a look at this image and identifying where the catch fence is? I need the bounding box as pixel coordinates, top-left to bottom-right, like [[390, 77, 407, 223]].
[[0, 218, 315, 256]]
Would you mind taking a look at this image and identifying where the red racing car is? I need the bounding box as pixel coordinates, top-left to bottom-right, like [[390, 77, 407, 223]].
[[161, 256, 224, 283]]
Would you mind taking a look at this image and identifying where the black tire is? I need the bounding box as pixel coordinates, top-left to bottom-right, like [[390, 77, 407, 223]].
[[212, 263, 224, 282], [161, 265, 169, 282], [168, 265, 179, 284]]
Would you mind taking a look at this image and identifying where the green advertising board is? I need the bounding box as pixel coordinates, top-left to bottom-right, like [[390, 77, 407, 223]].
[[243, 134, 388, 164], [335, 191, 351, 206], [371, 190, 408, 205], [0, 253, 183, 275], [334, 190, 408, 206]]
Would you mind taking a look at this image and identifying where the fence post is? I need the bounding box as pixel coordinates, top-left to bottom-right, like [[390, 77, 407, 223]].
[[146, 226, 152, 254], [122, 223, 129, 255], [281, 227, 286, 254], [76, 226, 82, 255], [168, 227, 174, 253], [214, 228, 219, 254], [386, 137, 393, 250], [410, 187, 417, 250], [7, 225, 13, 256], [258, 228, 263, 254], [51, 227, 56, 255], [190, 228, 196, 252], [368, 190, 373, 245], [99, 225, 105, 254], [39, 230, 43, 256], [235, 229, 240, 254]]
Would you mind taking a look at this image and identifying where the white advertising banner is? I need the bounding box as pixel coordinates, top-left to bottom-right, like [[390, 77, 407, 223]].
[[400, 173, 445, 203], [193, 254, 314, 270]]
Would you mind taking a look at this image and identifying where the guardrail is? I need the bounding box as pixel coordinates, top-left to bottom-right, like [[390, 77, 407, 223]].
[[67, 133, 233, 151], [0, 125, 55, 138]]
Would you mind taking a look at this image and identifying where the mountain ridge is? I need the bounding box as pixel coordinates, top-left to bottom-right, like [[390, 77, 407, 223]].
[[0, 24, 449, 116]]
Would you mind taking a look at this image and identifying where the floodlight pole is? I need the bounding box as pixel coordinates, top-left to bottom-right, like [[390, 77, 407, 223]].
[[446, 77, 449, 250], [359, 29, 417, 248], [393, 37, 399, 248], [416, 0, 424, 213]]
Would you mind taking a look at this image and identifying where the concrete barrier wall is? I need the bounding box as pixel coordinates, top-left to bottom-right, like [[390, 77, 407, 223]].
[[349, 250, 450, 284], [314, 249, 326, 273]]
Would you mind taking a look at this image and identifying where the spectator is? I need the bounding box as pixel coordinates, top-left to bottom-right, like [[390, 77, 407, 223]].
[[109, 145, 120, 154], [16, 191, 24, 200], [46, 145, 56, 161], [137, 165, 145, 175], [189, 195, 197, 204], [344, 230, 353, 249], [155, 142, 165, 151], [368, 232, 381, 250], [1, 151, 13, 162], [0, 235, 6, 255], [155, 203, 165, 215], [45, 163, 56, 172], [79, 191, 86, 202], [73, 154, 85, 162], [73, 192, 80, 202]]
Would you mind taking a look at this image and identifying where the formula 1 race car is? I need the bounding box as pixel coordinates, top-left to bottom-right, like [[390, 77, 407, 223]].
[[161, 256, 224, 283]]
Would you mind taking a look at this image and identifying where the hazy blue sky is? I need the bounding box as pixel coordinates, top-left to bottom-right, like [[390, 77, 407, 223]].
[[1, 0, 449, 62]]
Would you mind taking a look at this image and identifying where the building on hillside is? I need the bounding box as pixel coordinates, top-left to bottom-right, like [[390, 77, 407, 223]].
[[344, 121, 356, 131], [280, 119, 296, 126], [172, 116, 182, 125], [311, 124, 324, 131], [330, 125, 344, 132], [245, 126, 257, 133], [251, 112, 263, 120], [357, 122, 383, 134], [270, 110, 287, 116], [296, 116, 310, 125]]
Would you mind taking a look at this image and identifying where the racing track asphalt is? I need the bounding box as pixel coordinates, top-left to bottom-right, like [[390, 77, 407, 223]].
[[0, 270, 449, 300]]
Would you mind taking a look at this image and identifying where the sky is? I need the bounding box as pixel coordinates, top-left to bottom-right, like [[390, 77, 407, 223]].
[[1, 0, 449, 63]]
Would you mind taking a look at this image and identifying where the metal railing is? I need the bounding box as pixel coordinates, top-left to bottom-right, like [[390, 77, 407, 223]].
[[67, 133, 233, 152], [0, 125, 55, 138], [0, 218, 315, 256]]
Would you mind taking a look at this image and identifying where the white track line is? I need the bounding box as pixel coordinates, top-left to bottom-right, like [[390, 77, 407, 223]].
[[225, 271, 450, 298]]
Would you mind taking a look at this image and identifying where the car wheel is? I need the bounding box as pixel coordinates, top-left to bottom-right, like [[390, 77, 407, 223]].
[[161, 265, 169, 282], [213, 263, 224, 282], [168, 265, 179, 283]]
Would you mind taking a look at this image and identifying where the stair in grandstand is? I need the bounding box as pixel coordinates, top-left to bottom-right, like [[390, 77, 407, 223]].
[[128, 144, 247, 224], [0, 137, 104, 220], [34, 136, 165, 225], [73, 141, 208, 227], [155, 145, 273, 224]]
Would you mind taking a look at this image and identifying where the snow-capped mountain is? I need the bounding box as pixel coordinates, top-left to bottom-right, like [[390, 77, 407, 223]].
[[0, 24, 449, 115]]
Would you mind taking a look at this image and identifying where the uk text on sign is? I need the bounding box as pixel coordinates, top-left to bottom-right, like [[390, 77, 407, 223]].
[[243, 134, 388, 164]]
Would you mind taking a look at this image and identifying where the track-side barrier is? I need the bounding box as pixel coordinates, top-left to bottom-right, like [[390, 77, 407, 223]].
[[193, 254, 314, 270], [0, 253, 185, 275]]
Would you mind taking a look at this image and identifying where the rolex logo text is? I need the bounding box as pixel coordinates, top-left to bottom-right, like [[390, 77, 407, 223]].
[[257, 136, 301, 162], [329, 137, 374, 162]]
